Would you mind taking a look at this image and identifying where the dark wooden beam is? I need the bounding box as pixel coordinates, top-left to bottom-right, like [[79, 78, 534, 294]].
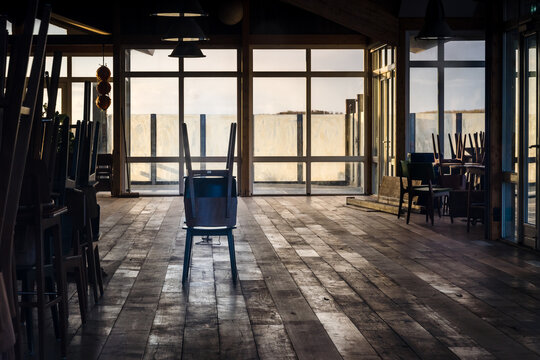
[[395, 21, 407, 165], [486, 0, 502, 241], [239, 0, 253, 196], [280, 0, 398, 45]]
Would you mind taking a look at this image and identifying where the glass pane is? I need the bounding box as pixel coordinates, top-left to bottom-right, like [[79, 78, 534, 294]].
[[45, 56, 68, 77], [72, 57, 113, 77], [126, 49, 178, 72], [22, 56, 68, 77], [409, 68, 438, 153], [130, 162, 180, 195], [311, 77, 364, 156], [444, 68, 485, 157], [502, 30, 519, 241], [253, 78, 306, 156], [526, 35, 537, 225], [184, 78, 237, 156], [444, 41, 485, 61], [71, 82, 114, 154], [253, 162, 305, 195], [186, 162, 238, 177], [311, 49, 364, 71], [184, 49, 237, 71], [311, 162, 363, 194], [127, 78, 179, 157], [43, 88, 62, 115], [409, 35, 438, 61], [253, 50, 306, 71]]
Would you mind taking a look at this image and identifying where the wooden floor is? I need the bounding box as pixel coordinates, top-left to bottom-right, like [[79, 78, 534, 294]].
[[52, 195, 540, 359]]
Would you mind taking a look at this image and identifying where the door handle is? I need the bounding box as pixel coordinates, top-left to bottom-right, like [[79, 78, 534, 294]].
[[529, 144, 540, 149]]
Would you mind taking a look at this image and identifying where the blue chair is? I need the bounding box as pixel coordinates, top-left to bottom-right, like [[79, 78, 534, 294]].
[[182, 123, 238, 285]]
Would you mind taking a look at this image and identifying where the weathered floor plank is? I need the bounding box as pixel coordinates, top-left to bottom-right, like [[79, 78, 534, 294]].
[[54, 195, 540, 360]]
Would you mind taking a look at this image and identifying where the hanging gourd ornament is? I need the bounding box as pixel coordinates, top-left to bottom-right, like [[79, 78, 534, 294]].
[[96, 94, 111, 110], [97, 81, 111, 95], [96, 64, 111, 111], [96, 65, 111, 81]]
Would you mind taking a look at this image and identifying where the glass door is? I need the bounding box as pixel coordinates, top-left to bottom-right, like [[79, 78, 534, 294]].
[[372, 46, 396, 193], [505, 30, 540, 249], [521, 34, 540, 248]]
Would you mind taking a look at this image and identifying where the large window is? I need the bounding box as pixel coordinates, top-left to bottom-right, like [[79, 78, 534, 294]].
[[253, 48, 365, 195], [32, 55, 115, 155], [124, 48, 239, 195], [408, 36, 485, 158]]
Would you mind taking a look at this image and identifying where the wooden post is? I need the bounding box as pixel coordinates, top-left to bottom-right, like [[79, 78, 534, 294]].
[[395, 21, 407, 165], [364, 49, 373, 194], [487, 0, 503, 240], [239, 0, 252, 196], [111, 2, 124, 196]]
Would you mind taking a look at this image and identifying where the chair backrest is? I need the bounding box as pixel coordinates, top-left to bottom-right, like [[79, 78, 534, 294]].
[[408, 152, 435, 163], [54, 115, 70, 205], [400, 160, 409, 178], [69, 121, 82, 184], [408, 162, 436, 183], [182, 122, 237, 227]]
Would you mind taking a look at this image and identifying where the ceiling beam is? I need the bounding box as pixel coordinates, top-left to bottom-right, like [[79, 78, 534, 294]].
[[279, 0, 398, 44]]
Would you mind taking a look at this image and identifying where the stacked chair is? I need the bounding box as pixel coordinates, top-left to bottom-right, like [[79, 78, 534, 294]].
[[398, 160, 452, 226], [0, 3, 104, 357], [0, 2, 52, 358], [181, 123, 238, 285]]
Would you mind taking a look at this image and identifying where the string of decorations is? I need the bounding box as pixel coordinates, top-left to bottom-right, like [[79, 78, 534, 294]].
[[96, 46, 111, 110]]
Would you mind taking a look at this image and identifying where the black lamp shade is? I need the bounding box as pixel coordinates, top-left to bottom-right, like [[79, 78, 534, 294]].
[[169, 42, 206, 58], [162, 18, 209, 41], [151, 0, 208, 17], [416, 0, 453, 40]]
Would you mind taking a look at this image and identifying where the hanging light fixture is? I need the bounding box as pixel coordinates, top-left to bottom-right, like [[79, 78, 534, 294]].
[[151, 0, 208, 17], [162, 18, 209, 41], [169, 42, 206, 58], [416, 0, 453, 40]]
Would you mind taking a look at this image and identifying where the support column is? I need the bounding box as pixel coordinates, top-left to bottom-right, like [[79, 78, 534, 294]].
[[395, 21, 407, 165], [111, 40, 125, 196], [487, 0, 503, 240], [364, 48, 373, 194], [239, 0, 252, 196]]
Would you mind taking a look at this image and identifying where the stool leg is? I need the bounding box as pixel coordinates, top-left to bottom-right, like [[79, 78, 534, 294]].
[[85, 223, 99, 303], [182, 229, 193, 285], [52, 224, 67, 358], [36, 226, 45, 360], [227, 230, 237, 282], [22, 273, 34, 354], [94, 244, 104, 296]]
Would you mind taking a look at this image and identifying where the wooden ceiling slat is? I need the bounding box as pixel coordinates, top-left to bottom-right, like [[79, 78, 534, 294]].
[[279, 0, 399, 44]]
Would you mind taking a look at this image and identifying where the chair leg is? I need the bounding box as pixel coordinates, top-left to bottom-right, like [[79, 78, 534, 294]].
[[429, 198, 435, 226], [398, 191, 404, 219], [45, 276, 59, 339], [406, 193, 413, 224], [85, 221, 99, 303], [437, 198, 442, 218], [36, 229, 45, 360], [52, 224, 67, 358], [93, 244, 104, 297], [22, 273, 34, 355], [226, 230, 237, 282], [182, 229, 193, 285]]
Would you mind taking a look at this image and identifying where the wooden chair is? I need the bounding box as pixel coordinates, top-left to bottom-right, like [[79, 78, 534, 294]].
[[400, 161, 452, 225], [466, 166, 486, 232], [432, 133, 461, 175], [182, 122, 238, 285], [0, 3, 50, 357], [54, 116, 89, 323], [15, 50, 69, 359], [72, 117, 104, 303]]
